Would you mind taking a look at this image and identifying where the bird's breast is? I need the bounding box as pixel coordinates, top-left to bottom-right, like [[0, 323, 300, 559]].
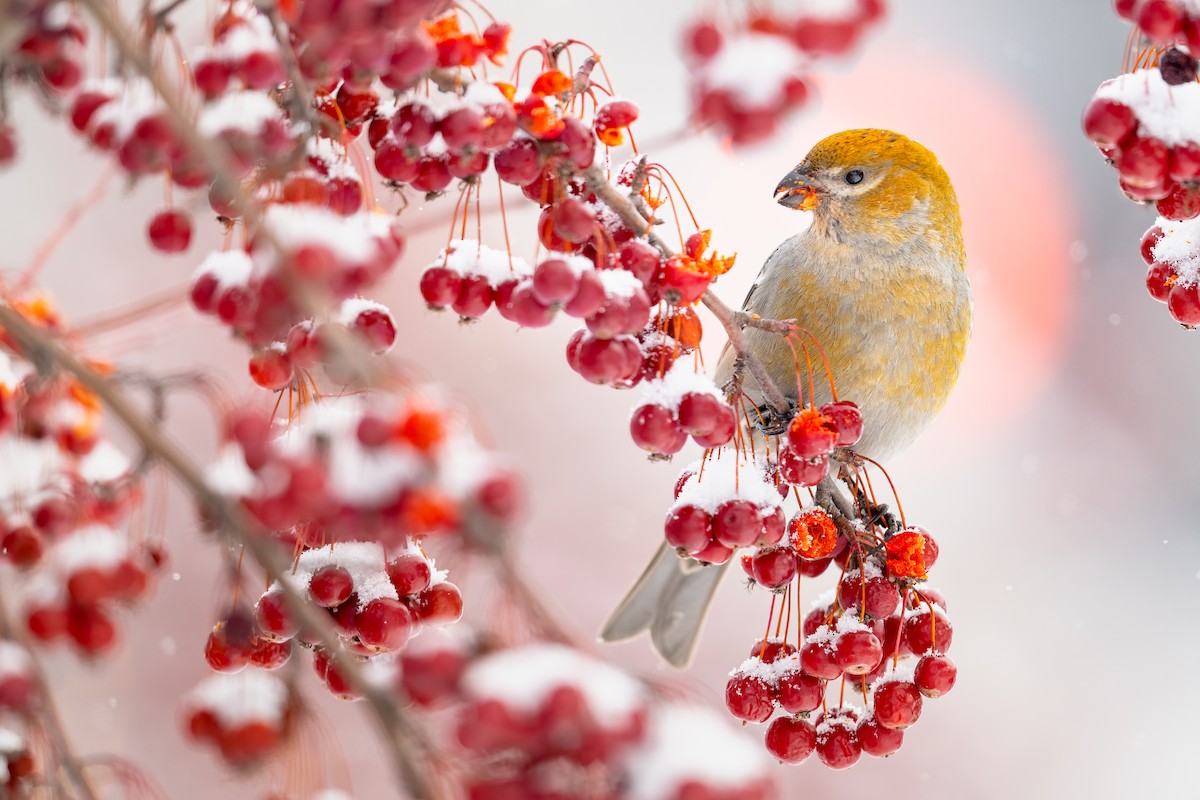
[[729, 231, 971, 462]]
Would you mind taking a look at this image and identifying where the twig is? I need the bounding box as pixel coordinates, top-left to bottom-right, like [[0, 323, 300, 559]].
[[0, 303, 443, 800], [253, 0, 320, 135], [0, 589, 98, 800]]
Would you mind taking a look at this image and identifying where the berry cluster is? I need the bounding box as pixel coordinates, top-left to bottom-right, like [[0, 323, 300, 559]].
[[1083, 65, 1200, 214], [188, 206, 403, 388], [724, 523, 956, 768], [683, 1, 887, 145], [1115, 0, 1200, 45], [779, 401, 863, 487], [0, 305, 160, 658], [630, 361, 738, 455], [252, 542, 462, 699], [184, 669, 296, 768], [444, 644, 772, 799], [1140, 216, 1200, 324], [207, 395, 518, 547], [665, 455, 787, 566]]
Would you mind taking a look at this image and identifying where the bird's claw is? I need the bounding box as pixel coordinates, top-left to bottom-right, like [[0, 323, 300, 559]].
[[753, 401, 798, 436]]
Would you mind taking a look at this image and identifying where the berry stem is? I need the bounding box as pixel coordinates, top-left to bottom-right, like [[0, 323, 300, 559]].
[[0, 302, 445, 800]]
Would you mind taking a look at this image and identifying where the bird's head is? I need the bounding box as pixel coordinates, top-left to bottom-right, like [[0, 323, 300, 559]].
[[775, 129, 962, 252]]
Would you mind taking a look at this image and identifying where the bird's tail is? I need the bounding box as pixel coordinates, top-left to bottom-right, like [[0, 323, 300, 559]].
[[598, 542, 730, 669]]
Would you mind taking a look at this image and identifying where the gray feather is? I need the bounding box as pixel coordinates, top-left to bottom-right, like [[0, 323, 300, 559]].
[[599, 543, 730, 669]]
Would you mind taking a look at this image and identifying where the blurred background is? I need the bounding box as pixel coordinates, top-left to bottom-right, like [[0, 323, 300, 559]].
[[3, 0, 1198, 797]]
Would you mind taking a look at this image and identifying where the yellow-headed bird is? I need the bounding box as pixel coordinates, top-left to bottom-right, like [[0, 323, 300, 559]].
[[601, 129, 972, 668]]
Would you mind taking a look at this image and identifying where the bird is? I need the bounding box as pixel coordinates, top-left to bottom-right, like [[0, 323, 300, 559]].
[[599, 129, 972, 668]]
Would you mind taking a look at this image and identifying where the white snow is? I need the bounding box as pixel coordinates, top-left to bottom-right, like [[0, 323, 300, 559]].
[[337, 296, 393, 327], [462, 644, 645, 729], [53, 525, 129, 573], [273, 541, 404, 610], [187, 669, 289, 727], [1152, 215, 1200, 286], [206, 444, 259, 497], [0, 351, 30, 390], [197, 90, 283, 137], [671, 453, 783, 515], [622, 704, 769, 800], [697, 33, 807, 108], [261, 206, 392, 265], [0, 642, 31, 677], [435, 433, 500, 499], [1094, 69, 1200, 147], [88, 78, 162, 140], [596, 268, 644, 299], [307, 137, 361, 182], [430, 239, 532, 286], [78, 441, 130, 484], [638, 360, 724, 410], [0, 435, 67, 516], [194, 249, 254, 288], [276, 399, 423, 509]]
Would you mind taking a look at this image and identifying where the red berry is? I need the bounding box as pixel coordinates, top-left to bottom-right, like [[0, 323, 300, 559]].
[[387, 551, 432, 596], [1147, 262, 1176, 302], [400, 640, 468, 707], [420, 266, 462, 308], [452, 274, 493, 318], [551, 197, 596, 243], [664, 505, 711, 554], [902, 607, 953, 654], [356, 597, 414, 651], [2, 526, 43, 568], [309, 565, 354, 608], [676, 393, 727, 437], [820, 400, 863, 446], [833, 629, 883, 675], [493, 139, 542, 185], [712, 499, 766, 548], [724, 672, 774, 723], [414, 581, 463, 625], [857, 716, 904, 757], [67, 605, 117, 654], [249, 636, 292, 670], [815, 720, 861, 769], [439, 107, 484, 153], [684, 20, 723, 59], [837, 574, 901, 619], [1168, 281, 1200, 325], [787, 408, 839, 458], [1142, 226, 1164, 265], [778, 669, 824, 713], [374, 137, 420, 182], [629, 404, 686, 455], [800, 640, 842, 680], [205, 622, 253, 672], [67, 566, 112, 605], [531, 258, 581, 305], [391, 102, 436, 147], [255, 590, 298, 641], [147, 209, 193, 253], [765, 716, 817, 763], [873, 680, 922, 729], [778, 448, 829, 487], [411, 155, 452, 193], [1170, 141, 1200, 181], [751, 547, 797, 589], [1157, 183, 1200, 221], [1138, 0, 1184, 40], [1117, 136, 1170, 187], [1082, 97, 1136, 147], [248, 347, 293, 390], [691, 539, 733, 565], [914, 652, 957, 697], [563, 270, 607, 318]]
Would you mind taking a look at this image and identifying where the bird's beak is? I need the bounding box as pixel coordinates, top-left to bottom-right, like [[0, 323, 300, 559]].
[[774, 166, 819, 211]]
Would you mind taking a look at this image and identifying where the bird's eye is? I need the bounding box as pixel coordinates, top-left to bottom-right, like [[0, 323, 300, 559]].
[[845, 169, 864, 185]]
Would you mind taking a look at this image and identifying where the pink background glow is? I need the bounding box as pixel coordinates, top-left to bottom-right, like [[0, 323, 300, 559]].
[[2, 0, 1197, 797]]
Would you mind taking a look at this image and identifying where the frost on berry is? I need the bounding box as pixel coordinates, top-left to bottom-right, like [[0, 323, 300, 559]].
[[184, 669, 294, 767]]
